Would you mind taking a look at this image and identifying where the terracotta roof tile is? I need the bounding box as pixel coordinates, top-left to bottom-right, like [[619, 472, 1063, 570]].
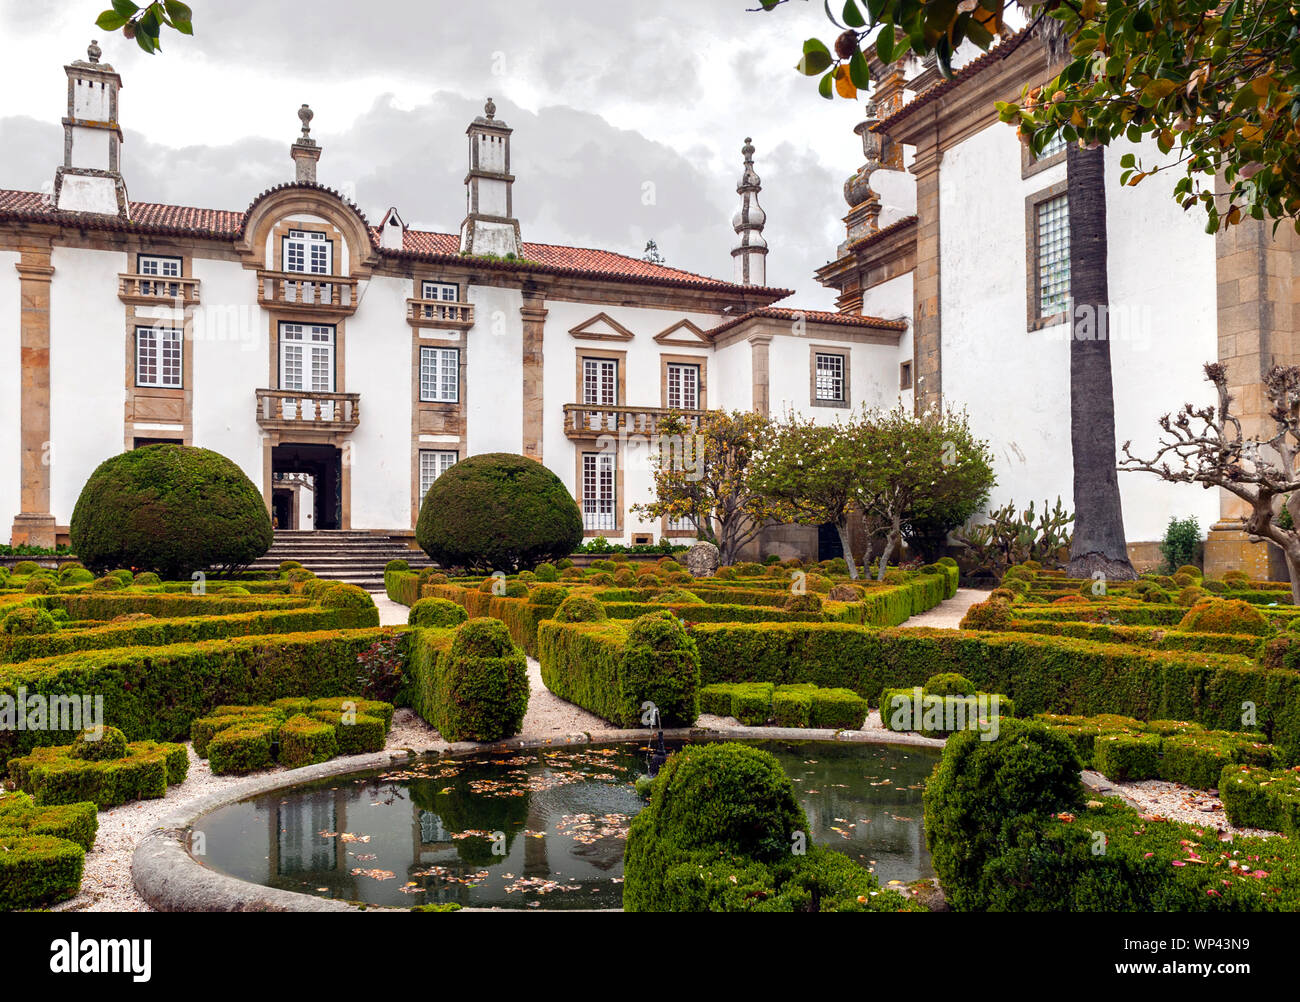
[[706, 305, 907, 340]]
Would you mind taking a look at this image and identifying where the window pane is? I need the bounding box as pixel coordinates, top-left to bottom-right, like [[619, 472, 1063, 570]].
[[419, 451, 458, 504], [582, 453, 617, 531], [1037, 194, 1070, 318], [815, 353, 845, 402]]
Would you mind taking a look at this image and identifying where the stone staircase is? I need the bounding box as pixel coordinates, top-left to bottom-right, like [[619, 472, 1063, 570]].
[[251, 530, 435, 591]]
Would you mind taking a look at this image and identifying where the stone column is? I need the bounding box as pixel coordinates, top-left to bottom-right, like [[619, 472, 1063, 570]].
[[910, 138, 942, 415], [748, 333, 772, 416], [12, 243, 57, 547], [520, 291, 547, 461], [1204, 217, 1299, 579]]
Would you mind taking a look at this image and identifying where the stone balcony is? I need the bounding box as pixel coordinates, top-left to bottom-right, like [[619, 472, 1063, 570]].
[[257, 270, 359, 316], [255, 389, 360, 434], [406, 298, 475, 329], [118, 273, 201, 308], [562, 403, 707, 440]]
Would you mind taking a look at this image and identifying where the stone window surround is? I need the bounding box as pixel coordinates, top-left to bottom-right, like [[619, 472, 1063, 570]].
[[1021, 134, 1067, 180], [658, 352, 708, 411], [810, 344, 851, 408], [899, 359, 913, 391], [122, 242, 194, 450], [133, 323, 183, 389], [418, 344, 461, 403], [1025, 179, 1070, 332], [575, 445, 624, 538], [575, 347, 627, 406], [268, 219, 341, 275], [410, 286, 468, 524]]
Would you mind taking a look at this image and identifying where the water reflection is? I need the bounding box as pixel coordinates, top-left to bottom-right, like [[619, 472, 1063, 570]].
[[194, 741, 939, 909]]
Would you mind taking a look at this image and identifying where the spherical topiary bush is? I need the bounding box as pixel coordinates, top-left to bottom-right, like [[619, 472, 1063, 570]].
[[1176, 585, 1209, 608], [553, 594, 607, 623], [503, 582, 528, 598], [69, 726, 128, 761], [783, 592, 823, 613], [385, 559, 410, 574], [534, 562, 558, 582], [528, 584, 567, 607], [2, 607, 57, 635], [1177, 598, 1271, 636], [656, 588, 705, 606], [70, 444, 272, 579], [109, 569, 134, 585], [319, 583, 377, 613], [613, 568, 637, 587], [959, 598, 1013, 631], [587, 572, 614, 587], [415, 452, 582, 572], [278, 560, 302, 573], [218, 585, 250, 596], [623, 743, 807, 911], [23, 577, 55, 594], [925, 673, 977, 697], [420, 570, 449, 586], [132, 571, 161, 586], [60, 567, 94, 585], [408, 597, 469, 628], [622, 610, 700, 726], [922, 719, 1082, 911], [1176, 564, 1203, 580], [90, 575, 124, 591], [11, 561, 40, 575]]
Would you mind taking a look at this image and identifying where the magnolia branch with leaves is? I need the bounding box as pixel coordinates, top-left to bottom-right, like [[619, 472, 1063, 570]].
[[95, 0, 194, 53], [758, 0, 1300, 233], [1119, 362, 1300, 601]]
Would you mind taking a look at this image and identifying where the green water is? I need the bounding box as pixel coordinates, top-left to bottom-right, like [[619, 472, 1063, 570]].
[[192, 740, 939, 910]]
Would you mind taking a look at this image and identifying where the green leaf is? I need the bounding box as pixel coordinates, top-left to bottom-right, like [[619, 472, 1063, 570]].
[[848, 47, 871, 89], [797, 38, 834, 76], [842, 0, 866, 28], [135, 30, 158, 53], [1120, 152, 1135, 168], [875, 23, 895, 63], [111, 0, 140, 16], [818, 70, 835, 99], [95, 10, 130, 30], [163, 0, 193, 19]]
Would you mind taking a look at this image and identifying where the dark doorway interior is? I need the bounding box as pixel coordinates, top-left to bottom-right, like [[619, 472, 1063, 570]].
[[133, 437, 183, 449], [817, 522, 842, 562], [271, 489, 293, 531], [272, 443, 341, 530]]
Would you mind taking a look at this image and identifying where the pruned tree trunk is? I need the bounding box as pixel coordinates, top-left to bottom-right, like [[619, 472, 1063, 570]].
[[1065, 142, 1138, 582], [834, 520, 859, 580], [876, 516, 903, 580]]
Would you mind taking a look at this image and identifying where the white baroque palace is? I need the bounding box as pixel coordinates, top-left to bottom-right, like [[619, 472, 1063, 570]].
[[2, 35, 1296, 572]]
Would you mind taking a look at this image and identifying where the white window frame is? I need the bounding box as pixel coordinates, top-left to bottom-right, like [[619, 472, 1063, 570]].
[[582, 357, 618, 406], [420, 346, 460, 403], [419, 450, 458, 503], [284, 229, 332, 275], [665, 511, 695, 533], [665, 362, 700, 411], [814, 352, 846, 404], [135, 325, 183, 388], [137, 254, 182, 296], [582, 451, 617, 532], [421, 280, 459, 302]]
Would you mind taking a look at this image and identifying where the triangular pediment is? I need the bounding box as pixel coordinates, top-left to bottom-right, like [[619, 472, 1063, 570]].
[[653, 318, 710, 347], [568, 312, 635, 342]]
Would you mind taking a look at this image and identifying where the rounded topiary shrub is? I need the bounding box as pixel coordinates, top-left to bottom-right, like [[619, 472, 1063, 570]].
[[385, 559, 410, 573], [925, 673, 977, 697], [1177, 598, 1271, 636], [59, 567, 94, 585], [420, 570, 449, 586], [109, 569, 134, 585], [415, 452, 582, 572], [534, 563, 558, 582], [622, 611, 700, 726], [278, 560, 302, 573], [553, 595, 607, 623], [528, 584, 567, 607], [959, 598, 1012, 631], [90, 575, 124, 591], [783, 592, 824, 613], [656, 588, 705, 605], [430, 619, 529, 741], [827, 583, 862, 602], [613, 568, 637, 586], [922, 719, 1082, 911], [319, 583, 376, 613], [1176, 564, 1203, 580], [408, 597, 469, 628], [2, 607, 57, 636], [132, 571, 161, 586], [23, 577, 54, 594], [70, 444, 272, 579], [11, 561, 40, 575], [69, 726, 128, 761]]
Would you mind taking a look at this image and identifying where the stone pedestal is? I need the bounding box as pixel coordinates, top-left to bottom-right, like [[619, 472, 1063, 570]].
[[1203, 520, 1276, 580], [10, 513, 57, 549]]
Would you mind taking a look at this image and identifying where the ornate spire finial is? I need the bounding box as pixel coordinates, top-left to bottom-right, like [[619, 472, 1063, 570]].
[[298, 103, 314, 140], [87, 39, 101, 63], [732, 136, 767, 285], [484, 97, 496, 120]]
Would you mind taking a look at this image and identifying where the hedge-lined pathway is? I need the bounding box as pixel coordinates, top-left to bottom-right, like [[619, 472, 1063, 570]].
[[905, 587, 987, 628]]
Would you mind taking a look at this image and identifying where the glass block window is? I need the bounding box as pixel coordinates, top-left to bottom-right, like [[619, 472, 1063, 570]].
[[419, 450, 458, 503], [421, 281, 459, 301], [284, 229, 331, 275], [1039, 132, 1068, 160], [814, 352, 846, 403], [1036, 194, 1071, 318], [582, 452, 616, 531], [420, 347, 459, 403], [135, 326, 182, 387], [665, 362, 700, 410]]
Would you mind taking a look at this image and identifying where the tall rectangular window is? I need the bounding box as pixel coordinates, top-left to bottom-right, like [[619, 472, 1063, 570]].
[[666, 512, 695, 533], [420, 346, 460, 403], [582, 358, 618, 406], [582, 452, 616, 531], [284, 229, 332, 275], [421, 281, 459, 302], [279, 323, 335, 392], [419, 450, 458, 503], [814, 352, 846, 404], [137, 254, 182, 296], [1035, 193, 1071, 319], [665, 362, 700, 410], [135, 326, 182, 388]]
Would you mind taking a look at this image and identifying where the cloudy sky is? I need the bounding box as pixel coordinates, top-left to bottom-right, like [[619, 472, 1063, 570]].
[[0, 0, 884, 306]]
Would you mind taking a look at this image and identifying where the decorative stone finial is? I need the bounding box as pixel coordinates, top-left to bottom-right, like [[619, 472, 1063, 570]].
[[298, 103, 314, 140], [87, 40, 101, 64], [732, 136, 768, 286], [484, 97, 496, 120]]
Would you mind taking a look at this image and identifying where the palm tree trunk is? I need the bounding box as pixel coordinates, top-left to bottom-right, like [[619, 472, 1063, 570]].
[[1065, 142, 1137, 581]]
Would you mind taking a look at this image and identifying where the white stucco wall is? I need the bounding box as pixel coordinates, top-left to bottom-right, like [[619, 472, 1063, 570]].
[[0, 252, 20, 536], [49, 247, 127, 523], [938, 123, 1219, 543], [346, 273, 413, 529], [466, 284, 524, 456]]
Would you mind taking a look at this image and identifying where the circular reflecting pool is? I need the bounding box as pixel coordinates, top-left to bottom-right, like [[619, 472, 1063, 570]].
[[191, 739, 939, 909]]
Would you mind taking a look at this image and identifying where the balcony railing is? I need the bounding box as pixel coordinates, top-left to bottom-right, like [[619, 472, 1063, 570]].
[[406, 298, 475, 329], [257, 271, 359, 315], [118, 273, 201, 307], [255, 389, 360, 433], [562, 403, 707, 440]]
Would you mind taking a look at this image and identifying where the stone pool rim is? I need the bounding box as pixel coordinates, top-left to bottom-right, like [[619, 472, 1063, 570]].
[[131, 723, 945, 913]]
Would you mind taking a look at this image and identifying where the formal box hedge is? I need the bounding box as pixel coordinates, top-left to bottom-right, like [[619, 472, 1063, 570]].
[[808, 688, 867, 730], [0, 833, 85, 911], [1220, 764, 1300, 835], [0, 791, 97, 852], [7, 729, 188, 808], [406, 619, 528, 741]]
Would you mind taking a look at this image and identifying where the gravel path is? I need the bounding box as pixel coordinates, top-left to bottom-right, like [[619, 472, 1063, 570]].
[[907, 587, 988, 628], [373, 592, 409, 627]]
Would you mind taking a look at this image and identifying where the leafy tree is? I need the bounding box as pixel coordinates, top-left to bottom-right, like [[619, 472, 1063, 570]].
[[857, 407, 996, 578], [749, 414, 866, 578], [95, 1, 193, 53], [1121, 363, 1300, 602], [633, 410, 786, 565]]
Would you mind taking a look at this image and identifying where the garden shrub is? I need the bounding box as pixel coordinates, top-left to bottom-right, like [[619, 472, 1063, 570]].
[[318, 584, 379, 624], [385, 559, 410, 574], [59, 567, 94, 585], [415, 452, 583, 572], [279, 560, 302, 573], [408, 597, 469, 629], [11, 561, 40, 576], [827, 583, 861, 602], [553, 595, 607, 623], [623, 743, 915, 912], [0, 833, 86, 910], [8, 732, 187, 808], [925, 673, 977, 697], [218, 585, 250, 596], [729, 682, 775, 725], [1091, 731, 1162, 781], [528, 584, 567, 607], [656, 588, 704, 605], [959, 598, 1012, 631], [0, 792, 97, 852], [2, 608, 56, 636], [192, 696, 392, 773], [808, 687, 866, 729], [1177, 598, 1271, 636], [70, 444, 272, 578], [772, 686, 813, 727], [1220, 765, 1300, 835], [783, 592, 823, 613], [23, 577, 55, 595], [406, 619, 528, 741], [277, 714, 338, 768], [535, 563, 558, 582], [90, 576, 124, 591]]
